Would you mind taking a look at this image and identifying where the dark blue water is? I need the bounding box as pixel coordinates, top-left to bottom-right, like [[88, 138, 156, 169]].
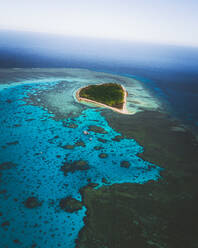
[[0, 30, 198, 128]]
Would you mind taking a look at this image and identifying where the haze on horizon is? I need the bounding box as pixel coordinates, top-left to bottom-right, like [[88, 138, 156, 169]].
[[0, 0, 198, 47]]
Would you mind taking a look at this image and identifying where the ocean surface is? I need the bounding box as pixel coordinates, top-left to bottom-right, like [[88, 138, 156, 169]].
[[0, 70, 162, 247], [0, 31, 198, 247], [0, 30, 198, 129]]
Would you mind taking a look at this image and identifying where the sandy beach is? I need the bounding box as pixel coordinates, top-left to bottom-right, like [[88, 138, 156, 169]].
[[75, 84, 130, 114]]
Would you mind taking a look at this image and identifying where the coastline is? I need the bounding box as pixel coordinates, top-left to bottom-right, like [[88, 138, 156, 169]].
[[75, 84, 130, 115]]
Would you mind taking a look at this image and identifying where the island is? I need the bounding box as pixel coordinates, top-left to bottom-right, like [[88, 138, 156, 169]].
[[76, 83, 129, 114]]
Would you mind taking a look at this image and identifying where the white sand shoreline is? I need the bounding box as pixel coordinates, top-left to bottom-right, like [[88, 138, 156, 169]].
[[75, 84, 130, 115]]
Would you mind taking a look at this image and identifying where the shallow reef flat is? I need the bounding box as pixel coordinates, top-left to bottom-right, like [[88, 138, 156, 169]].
[[77, 110, 198, 248], [0, 68, 163, 248], [0, 68, 162, 117], [0, 68, 197, 248]]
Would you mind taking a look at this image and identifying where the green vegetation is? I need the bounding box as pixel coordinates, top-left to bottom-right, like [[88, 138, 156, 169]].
[[79, 83, 125, 109]]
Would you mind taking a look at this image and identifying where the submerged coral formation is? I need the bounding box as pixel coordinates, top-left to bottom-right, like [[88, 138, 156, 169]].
[[0, 70, 162, 248], [1, 69, 197, 248]]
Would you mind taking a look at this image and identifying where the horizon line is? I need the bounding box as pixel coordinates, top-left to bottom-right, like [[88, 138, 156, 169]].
[[0, 27, 198, 49]]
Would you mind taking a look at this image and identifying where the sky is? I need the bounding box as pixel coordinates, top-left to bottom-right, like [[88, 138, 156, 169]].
[[0, 0, 198, 47]]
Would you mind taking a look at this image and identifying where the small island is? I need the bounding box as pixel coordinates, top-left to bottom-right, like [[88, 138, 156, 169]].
[[76, 83, 129, 114]]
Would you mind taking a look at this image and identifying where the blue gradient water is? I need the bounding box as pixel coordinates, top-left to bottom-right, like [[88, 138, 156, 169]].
[[0, 81, 162, 247], [0, 31, 198, 247], [0, 30, 198, 128]]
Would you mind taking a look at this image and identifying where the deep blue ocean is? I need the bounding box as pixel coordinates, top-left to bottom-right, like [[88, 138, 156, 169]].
[[1, 30, 198, 129]]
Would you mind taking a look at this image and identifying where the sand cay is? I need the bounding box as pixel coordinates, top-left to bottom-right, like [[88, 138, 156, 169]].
[[0, 68, 162, 117], [75, 83, 130, 114]]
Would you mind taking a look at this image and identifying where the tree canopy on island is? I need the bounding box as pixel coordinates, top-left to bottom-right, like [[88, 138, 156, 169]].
[[79, 83, 124, 109]]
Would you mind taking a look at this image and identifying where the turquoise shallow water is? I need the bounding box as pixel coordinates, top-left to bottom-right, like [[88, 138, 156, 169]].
[[0, 80, 162, 248]]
